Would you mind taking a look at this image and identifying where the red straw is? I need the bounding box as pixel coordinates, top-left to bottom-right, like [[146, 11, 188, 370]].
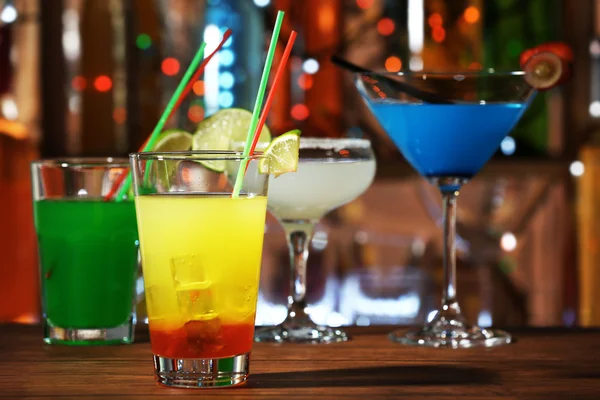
[[104, 29, 233, 201], [247, 30, 297, 165]]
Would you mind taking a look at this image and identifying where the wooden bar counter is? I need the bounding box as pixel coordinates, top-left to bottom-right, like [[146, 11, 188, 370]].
[[1, 324, 599, 399]]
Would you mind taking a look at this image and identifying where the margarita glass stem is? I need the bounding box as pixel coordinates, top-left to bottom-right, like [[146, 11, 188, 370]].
[[441, 190, 461, 314], [282, 222, 315, 326]]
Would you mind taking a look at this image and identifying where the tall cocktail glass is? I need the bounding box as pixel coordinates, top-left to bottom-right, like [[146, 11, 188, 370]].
[[356, 71, 536, 348], [31, 158, 138, 345], [254, 138, 376, 343], [130, 151, 268, 388]]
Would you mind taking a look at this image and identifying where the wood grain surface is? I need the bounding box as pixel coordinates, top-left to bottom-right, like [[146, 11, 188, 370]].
[[1, 324, 600, 399]]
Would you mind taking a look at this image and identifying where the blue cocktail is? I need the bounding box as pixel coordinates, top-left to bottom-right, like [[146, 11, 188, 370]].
[[356, 71, 536, 348], [369, 102, 528, 180]]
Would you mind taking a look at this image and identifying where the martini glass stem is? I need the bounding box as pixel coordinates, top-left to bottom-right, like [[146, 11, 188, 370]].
[[441, 190, 460, 313], [283, 223, 315, 325]]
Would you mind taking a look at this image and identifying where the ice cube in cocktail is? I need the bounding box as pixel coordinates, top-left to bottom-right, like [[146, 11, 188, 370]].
[[171, 254, 224, 352]]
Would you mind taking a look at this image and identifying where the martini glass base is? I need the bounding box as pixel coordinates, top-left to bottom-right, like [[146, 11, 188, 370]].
[[389, 309, 512, 348], [255, 322, 348, 344]]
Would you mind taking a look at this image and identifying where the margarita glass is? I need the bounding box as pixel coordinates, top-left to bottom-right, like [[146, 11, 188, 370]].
[[130, 151, 268, 388], [254, 138, 376, 343], [356, 71, 536, 348]]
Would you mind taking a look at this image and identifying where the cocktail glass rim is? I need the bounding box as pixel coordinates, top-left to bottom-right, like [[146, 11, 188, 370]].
[[355, 70, 527, 78], [130, 150, 266, 162], [32, 157, 130, 168]]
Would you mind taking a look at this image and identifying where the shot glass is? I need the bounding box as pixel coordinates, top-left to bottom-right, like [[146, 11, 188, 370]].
[[31, 158, 139, 345], [130, 151, 269, 388]]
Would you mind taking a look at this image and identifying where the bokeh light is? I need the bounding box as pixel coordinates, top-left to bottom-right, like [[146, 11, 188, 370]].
[[500, 136, 516, 156], [291, 104, 309, 120], [589, 101, 600, 117], [500, 232, 517, 252], [253, 0, 270, 7], [136, 34, 152, 50], [1, 97, 18, 120], [219, 49, 235, 67], [570, 161, 585, 177], [219, 72, 235, 89], [161, 58, 180, 76], [193, 80, 205, 96], [432, 27, 446, 43], [94, 75, 112, 92], [188, 105, 205, 123], [302, 58, 320, 74], [297, 74, 314, 90], [71, 76, 87, 91], [464, 6, 480, 24], [219, 91, 234, 108], [0, 5, 17, 24], [356, 0, 374, 10], [113, 107, 127, 124], [377, 18, 395, 36], [385, 56, 402, 72], [428, 12, 442, 28], [507, 39, 523, 58]]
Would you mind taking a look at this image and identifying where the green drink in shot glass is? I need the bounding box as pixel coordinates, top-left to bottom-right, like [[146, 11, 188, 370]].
[[31, 158, 139, 345]]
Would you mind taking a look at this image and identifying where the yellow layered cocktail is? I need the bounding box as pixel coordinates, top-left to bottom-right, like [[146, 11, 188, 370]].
[[135, 194, 267, 359]]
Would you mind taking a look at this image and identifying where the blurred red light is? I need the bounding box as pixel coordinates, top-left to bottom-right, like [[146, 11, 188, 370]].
[[428, 13, 443, 28], [432, 27, 446, 43], [94, 75, 112, 92], [356, 0, 373, 10], [468, 62, 483, 70], [192, 80, 205, 96], [188, 105, 205, 123], [464, 6, 480, 24], [297, 74, 314, 90], [291, 104, 309, 121], [385, 56, 402, 72], [71, 76, 87, 91], [377, 18, 395, 36], [162, 58, 180, 76], [113, 107, 127, 124]]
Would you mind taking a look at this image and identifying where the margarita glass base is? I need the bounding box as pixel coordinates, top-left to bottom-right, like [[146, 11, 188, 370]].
[[153, 353, 250, 388], [389, 307, 512, 348], [255, 319, 348, 344], [43, 317, 134, 345]]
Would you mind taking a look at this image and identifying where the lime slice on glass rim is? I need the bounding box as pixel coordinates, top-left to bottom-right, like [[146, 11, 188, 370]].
[[192, 108, 272, 172], [144, 129, 193, 191], [258, 130, 301, 177], [152, 129, 193, 152]]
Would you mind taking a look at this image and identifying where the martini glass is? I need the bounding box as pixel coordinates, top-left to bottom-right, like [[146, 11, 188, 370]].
[[355, 71, 536, 348], [254, 138, 376, 343]]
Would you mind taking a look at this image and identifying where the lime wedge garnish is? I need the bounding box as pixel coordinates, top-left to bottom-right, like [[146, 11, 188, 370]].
[[258, 130, 301, 177], [192, 108, 272, 172], [147, 130, 193, 186], [152, 129, 193, 152]]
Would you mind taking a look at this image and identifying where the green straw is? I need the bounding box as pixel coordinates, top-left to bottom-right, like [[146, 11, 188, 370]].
[[115, 42, 207, 201], [231, 11, 285, 198]]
